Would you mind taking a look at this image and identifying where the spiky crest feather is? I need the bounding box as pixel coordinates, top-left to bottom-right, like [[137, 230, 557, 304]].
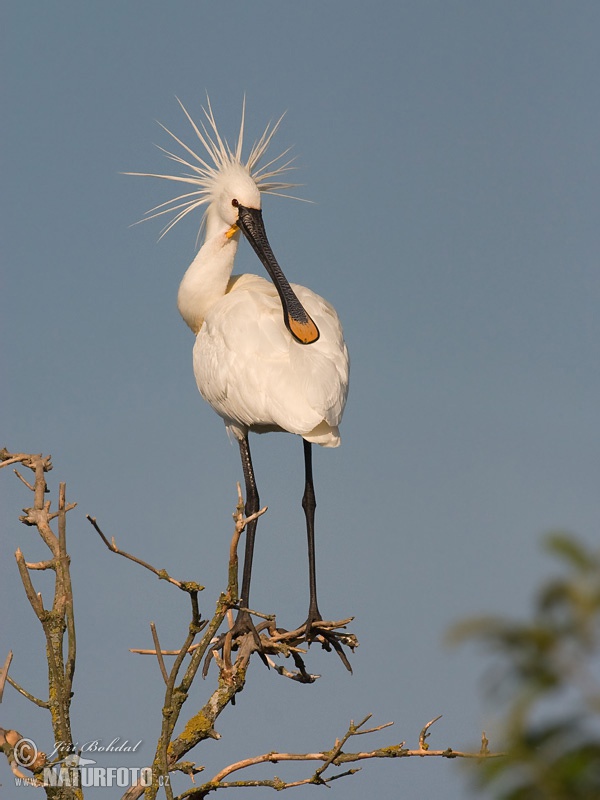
[[126, 96, 304, 239]]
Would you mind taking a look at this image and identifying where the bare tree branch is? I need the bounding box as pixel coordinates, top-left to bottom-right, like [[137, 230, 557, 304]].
[[4, 675, 50, 709], [174, 715, 501, 799], [3, 450, 501, 800], [87, 515, 203, 593], [1, 448, 78, 797], [419, 714, 443, 750], [150, 622, 170, 684], [0, 651, 13, 702]]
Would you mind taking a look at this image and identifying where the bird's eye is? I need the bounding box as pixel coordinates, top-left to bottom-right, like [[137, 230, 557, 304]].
[[232, 199, 239, 208]]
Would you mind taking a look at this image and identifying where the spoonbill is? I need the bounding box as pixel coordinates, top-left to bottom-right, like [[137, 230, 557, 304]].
[[129, 98, 350, 665]]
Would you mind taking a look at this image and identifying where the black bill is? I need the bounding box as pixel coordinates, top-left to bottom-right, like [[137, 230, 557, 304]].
[[235, 204, 320, 345]]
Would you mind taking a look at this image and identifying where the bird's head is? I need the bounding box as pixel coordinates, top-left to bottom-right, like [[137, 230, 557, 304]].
[[210, 162, 261, 232], [127, 96, 320, 345], [126, 95, 298, 238]]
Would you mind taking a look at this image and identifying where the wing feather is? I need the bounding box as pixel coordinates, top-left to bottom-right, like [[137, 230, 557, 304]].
[[193, 275, 348, 446]]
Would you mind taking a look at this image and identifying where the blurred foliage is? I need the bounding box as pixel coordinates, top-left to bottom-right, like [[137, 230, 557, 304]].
[[451, 532, 600, 799]]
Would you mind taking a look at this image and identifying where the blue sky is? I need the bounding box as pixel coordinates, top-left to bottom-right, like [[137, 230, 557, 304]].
[[2, 3, 600, 798]]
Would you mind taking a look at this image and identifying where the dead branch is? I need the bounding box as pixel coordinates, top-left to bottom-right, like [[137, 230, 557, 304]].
[[3, 450, 501, 800], [87, 515, 204, 593], [173, 714, 501, 799], [0, 652, 13, 702], [93, 486, 253, 800], [150, 622, 170, 684], [0, 726, 47, 785], [419, 714, 443, 750], [4, 674, 49, 709], [1, 450, 82, 796]]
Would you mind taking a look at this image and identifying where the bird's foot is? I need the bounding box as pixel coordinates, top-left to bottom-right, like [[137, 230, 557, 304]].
[[202, 609, 269, 677], [275, 608, 357, 673], [304, 615, 357, 673]]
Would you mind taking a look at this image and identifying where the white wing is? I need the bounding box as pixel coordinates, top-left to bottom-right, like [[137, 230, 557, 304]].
[[193, 274, 349, 447]]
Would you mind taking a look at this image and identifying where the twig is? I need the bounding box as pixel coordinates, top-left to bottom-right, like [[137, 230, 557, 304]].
[[13, 469, 34, 490], [313, 715, 373, 781], [24, 559, 56, 570], [0, 652, 13, 702], [87, 515, 202, 593], [150, 622, 169, 684], [480, 730, 490, 755], [352, 719, 395, 736], [129, 641, 204, 656], [419, 714, 443, 751], [15, 549, 45, 616], [4, 675, 49, 709], [269, 658, 319, 683]]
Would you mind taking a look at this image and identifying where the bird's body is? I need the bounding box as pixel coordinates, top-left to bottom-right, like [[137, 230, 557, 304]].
[[130, 98, 352, 668], [186, 270, 347, 447]]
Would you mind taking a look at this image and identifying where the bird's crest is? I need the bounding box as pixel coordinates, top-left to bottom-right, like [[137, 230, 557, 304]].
[[126, 96, 303, 239]]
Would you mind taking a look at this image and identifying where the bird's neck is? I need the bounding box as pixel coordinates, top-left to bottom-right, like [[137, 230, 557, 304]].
[[177, 222, 241, 334]]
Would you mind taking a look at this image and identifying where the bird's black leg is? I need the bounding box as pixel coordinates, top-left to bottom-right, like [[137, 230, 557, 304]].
[[202, 433, 268, 676], [302, 439, 322, 630], [231, 434, 274, 664], [299, 438, 354, 672], [238, 432, 259, 616]]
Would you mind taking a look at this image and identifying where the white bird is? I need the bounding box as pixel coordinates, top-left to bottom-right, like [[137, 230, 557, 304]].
[[129, 99, 350, 666]]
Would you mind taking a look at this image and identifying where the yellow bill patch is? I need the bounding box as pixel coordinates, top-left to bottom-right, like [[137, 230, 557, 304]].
[[226, 224, 239, 239], [289, 316, 320, 345]]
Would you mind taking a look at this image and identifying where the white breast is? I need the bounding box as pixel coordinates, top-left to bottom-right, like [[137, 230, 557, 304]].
[[192, 274, 349, 447]]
